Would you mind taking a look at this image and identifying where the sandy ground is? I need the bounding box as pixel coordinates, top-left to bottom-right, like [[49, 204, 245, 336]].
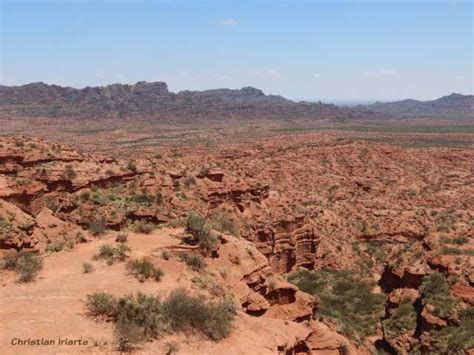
[[0, 229, 311, 355]]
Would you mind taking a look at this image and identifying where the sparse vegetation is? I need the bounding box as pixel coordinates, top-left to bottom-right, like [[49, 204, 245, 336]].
[[93, 244, 130, 265], [88, 220, 107, 236], [382, 301, 418, 343], [85, 292, 118, 320], [185, 212, 217, 253], [180, 252, 206, 272], [213, 214, 239, 236], [429, 306, 474, 353], [126, 161, 137, 172], [2, 251, 43, 283], [126, 257, 164, 282], [64, 164, 77, 179], [451, 236, 469, 245], [130, 220, 155, 234], [420, 272, 458, 318], [85, 289, 236, 350], [288, 269, 385, 343], [45, 237, 76, 253]]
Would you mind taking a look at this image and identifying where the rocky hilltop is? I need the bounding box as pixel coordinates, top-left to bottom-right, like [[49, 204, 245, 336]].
[[0, 81, 383, 121], [0, 134, 472, 354], [361, 93, 474, 118]]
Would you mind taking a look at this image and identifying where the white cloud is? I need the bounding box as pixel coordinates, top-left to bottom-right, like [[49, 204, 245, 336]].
[[218, 18, 239, 26], [362, 67, 398, 78]]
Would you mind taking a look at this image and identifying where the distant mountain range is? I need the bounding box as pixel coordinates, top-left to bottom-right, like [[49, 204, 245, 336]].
[[0, 81, 471, 120], [360, 93, 473, 118], [0, 81, 382, 121]]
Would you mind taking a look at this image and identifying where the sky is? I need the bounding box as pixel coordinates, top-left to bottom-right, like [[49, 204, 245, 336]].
[[0, 0, 472, 103]]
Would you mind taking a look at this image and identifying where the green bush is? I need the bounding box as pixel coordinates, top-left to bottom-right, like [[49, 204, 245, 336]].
[[88, 220, 107, 236], [382, 302, 417, 342], [429, 306, 474, 353], [287, 269, 385, 343], [94, 244, 130, 265], [128, 194, 155, 207], [162, 289, 235, 340], [213, 214, 239, 236], [126, 161, 137, 172], [420, 272, 457, 318], [85, 289, 236, 350], [451, 236, 469, 245], [126, 257, 164, 282], [180, 253, 206, 272], [131, 220, 155, 234], [64, 164, 77, 179], [45, 238, 76, 253], [85, 292, 117, 320], [45, 240, 64, 253], [186, 213, 217, 253], [2, 251, 43, 283]]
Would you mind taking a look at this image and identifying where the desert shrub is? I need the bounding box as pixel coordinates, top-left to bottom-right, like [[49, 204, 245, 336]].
[[128, 193, 155, 207], [45, 240, 65, 253], [86, 289, 236, 350], [436, 224, 451, 233], [161, 251, 171, 260], [82, 262, 94, 274], [186, 212, 217, 253], [90, 191, 108, 205], [86, 292, 118, 320], [94, 244, 130, 265], [382, 302, 418, 342], [192, 275, 224, 297], [2, 251, 43, 283], [126, 257, 164, 282], [183, 176, 196, 188], [451, 236, 469, 245], [161, 289, 235, 340], [131, 220, 155, 234], [115, 233, 128, 243], [213, 214, 240, 236], [420, 272, 458, 318], [168, 218, 186, 228], [180, 253, 206, 272], [429, 306, 474, 353], [64, 164, 77, 179], [126, 161, 137, 172], [88, 220, 107, 236], [287, 269, 385, 343], [45, 237, 76, 253], [80, 191, 91, 201]]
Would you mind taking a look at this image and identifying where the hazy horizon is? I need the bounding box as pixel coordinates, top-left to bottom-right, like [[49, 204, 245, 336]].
[[1, 0, 472, 102]]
